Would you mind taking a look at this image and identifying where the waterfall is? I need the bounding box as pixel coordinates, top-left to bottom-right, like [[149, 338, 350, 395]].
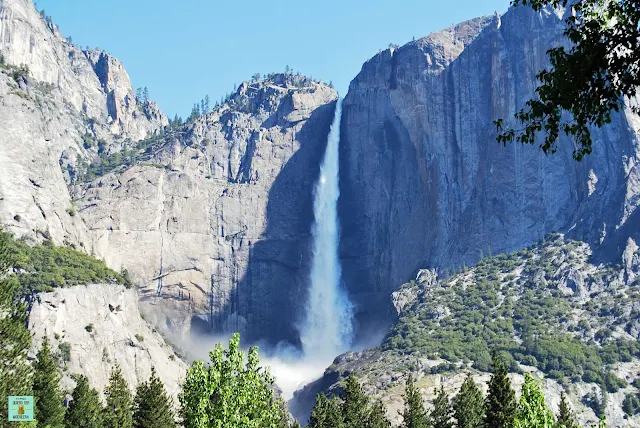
[[299, 98, 353, 360]]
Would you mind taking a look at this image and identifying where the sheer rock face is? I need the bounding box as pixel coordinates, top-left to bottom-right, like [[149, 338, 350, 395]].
[[0, 0, 166, 248], [339, 7, 640, 328], [76, 78, 338, 345], [0, 0, 167, 137], [28, 284, 187, 400]]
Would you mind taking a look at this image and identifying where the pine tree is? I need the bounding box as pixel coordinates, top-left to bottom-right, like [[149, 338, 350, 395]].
[[342, 374, 370, 427], [555, 392, 578, 428], [103, 365, 133, 428], [431, 386, 453, 428], [65, 374, 104, 428], [0, 229, 33, 424], [401, 377, 429, 428], [515, 373, 554, 428], [309, 393, 344, 428], [453, 374, 484, 428], [142, 87, 149, 103], [484, 353, 517, 428], [33, 337, 66, 427], [366, 401, 391, 428], [132, 367, 175, 428]]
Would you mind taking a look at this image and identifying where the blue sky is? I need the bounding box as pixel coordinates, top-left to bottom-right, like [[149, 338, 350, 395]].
[[36, 0, 511, 118]]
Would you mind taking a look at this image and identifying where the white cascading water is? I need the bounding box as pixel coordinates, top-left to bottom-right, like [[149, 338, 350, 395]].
[[299, 98, 353, 360], [266, 99, 354, 401]]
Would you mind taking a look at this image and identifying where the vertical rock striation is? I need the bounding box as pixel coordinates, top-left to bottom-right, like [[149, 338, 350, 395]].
[[339, 6, 640, 331], [76, 75, 338, 345], [0, 0, 166, 248]]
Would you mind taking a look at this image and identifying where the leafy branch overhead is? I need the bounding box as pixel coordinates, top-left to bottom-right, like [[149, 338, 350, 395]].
[[495, 0, 639, 161]]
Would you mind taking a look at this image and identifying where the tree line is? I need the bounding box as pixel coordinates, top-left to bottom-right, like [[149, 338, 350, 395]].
[[10, 330, 611, 428], [0, 231, 617, 428], [307, 353, 605, 428]]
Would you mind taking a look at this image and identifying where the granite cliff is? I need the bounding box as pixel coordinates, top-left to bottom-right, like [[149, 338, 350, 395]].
[[338, 6, 640, 332], [1, 0, 640, 408], [0, 0, 166, 251], [75, 76, 337, 346], [28, 283, 188, 401], [0, 0, 338, 348]]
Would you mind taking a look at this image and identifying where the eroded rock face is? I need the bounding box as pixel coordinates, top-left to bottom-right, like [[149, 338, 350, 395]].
[[339, 7, 640, 329], [28, 284, 187, 400], [0, 0, 166, 248], [76, 76, 338, 345]]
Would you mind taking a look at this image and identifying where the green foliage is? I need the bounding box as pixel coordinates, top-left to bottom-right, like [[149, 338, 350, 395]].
[[0, 230, 126, 294], [10, 64, 29, 82], [275, 398, 291, 428], [133, 367, 175, 428], [430, 386, 453, 428], [555, 392, 578, 428], [76, 130, 175, 182], [0, 230, 33, 424], [309, 394, 344, 428], [33, 337, 66, 427], [514, 373, 554, 428], [58, 342, 71, 363], [495, 0, 640, 160], [381, 236, 640, 383], [103, 365, 133, 428], [485, 354, 517, 428], [366, 401, 391, 428], [65, 374, 104, 428], [602, 370, 626, 393], [401, 377, 428, 428], [453, 374, 484, 428], [135, 334, 144, 342], [178, 332, 283, 427], [85, 323, 95, 333], [341, 375, 371, 427], [622, 393, 640, 416], [582, 388, 607, 418], [309, 375, 391, 428]]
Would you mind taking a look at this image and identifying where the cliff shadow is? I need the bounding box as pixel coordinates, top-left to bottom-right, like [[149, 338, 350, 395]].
[[214, 100, 338, 348]]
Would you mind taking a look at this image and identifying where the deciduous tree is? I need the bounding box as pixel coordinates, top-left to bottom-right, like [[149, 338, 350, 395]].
[[179, 332, 283, 427], [495, 0, 640, 160]]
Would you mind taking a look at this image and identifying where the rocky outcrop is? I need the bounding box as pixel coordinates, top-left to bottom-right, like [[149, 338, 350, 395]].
[[293, 236, 640, 426], [0, 0, 166, 249], [75, 74, 338, 345], [339, 6, 640, 331], [28, 284, 187, 399], [0, 0, 167, 137], [0, 0, 340, 348]]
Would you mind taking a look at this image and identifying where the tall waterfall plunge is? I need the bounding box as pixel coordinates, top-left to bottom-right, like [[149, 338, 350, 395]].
[[299, 99, 353, 360], [265, 99, 354, 402]]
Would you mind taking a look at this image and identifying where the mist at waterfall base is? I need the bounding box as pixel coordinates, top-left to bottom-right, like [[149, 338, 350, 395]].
[[265, 99, 355, 400], [179, 100, 367, 401]]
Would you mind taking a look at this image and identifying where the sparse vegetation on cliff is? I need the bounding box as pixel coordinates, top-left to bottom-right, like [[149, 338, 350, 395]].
[[0, 229, 127, 294], [383, 235, 640, 387]]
